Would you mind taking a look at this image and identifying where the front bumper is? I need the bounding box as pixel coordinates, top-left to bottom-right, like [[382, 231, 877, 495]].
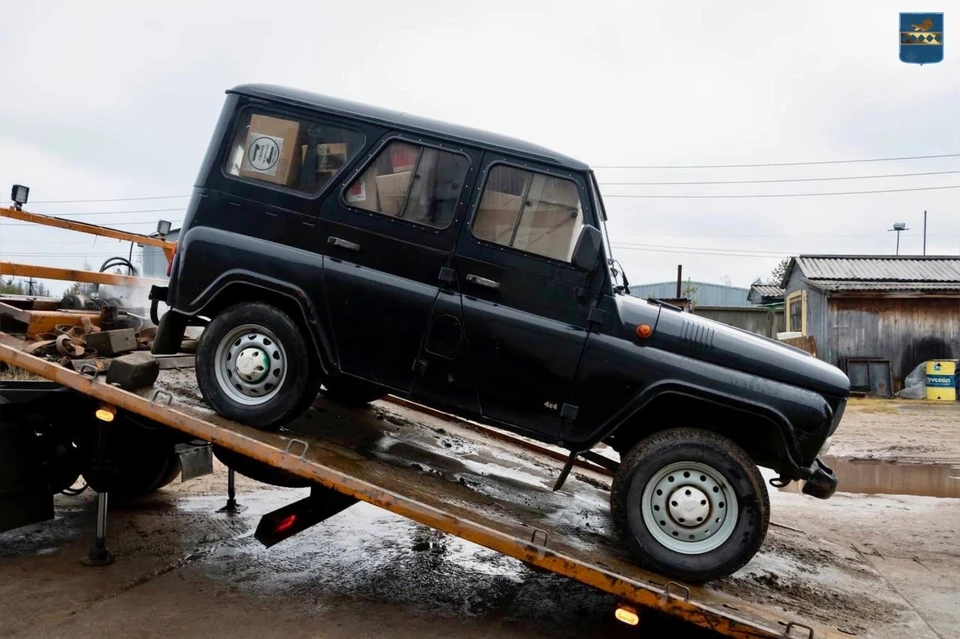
[[801, 457, 838, 499]]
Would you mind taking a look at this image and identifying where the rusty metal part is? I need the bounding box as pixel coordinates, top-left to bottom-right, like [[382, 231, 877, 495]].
[[0, 338, 847, 639], [100, 305, 119, 328], [0, 262, 167, 289], [1, 206, 176, 260], [54, 334, 94, 359], [137, 326, 158, 349], [24, 339, 57, 356]]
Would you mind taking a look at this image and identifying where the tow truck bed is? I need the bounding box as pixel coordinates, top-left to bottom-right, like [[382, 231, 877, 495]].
[[0, 340, 934, 639]]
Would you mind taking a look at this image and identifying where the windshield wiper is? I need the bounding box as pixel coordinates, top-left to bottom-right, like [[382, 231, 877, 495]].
[[647, 298, 683, 312]]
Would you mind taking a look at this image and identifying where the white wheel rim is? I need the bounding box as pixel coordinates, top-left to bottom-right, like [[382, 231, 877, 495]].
[[214, 324, 287, 406], [640, 461, 739, 554]]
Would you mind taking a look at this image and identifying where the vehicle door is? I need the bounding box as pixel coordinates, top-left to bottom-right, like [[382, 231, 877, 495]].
[[318, 135, 478, 394], [453, 156, 600, 441]]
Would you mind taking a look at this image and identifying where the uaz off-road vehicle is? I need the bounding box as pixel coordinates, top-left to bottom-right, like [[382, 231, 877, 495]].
[[152, 84, 849, 582]]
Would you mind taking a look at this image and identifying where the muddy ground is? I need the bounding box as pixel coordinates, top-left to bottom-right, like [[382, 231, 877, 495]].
[[830, 398, 960, 464]]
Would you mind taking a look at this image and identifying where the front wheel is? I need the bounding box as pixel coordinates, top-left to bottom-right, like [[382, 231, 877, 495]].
[[196, 302, 315, 430], [611, 428, 769, 583]]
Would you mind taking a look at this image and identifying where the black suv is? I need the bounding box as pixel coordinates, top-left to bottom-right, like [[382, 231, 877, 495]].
[[152, 84, 849, 582]]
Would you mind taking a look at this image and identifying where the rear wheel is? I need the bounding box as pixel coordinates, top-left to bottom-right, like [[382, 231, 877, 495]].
[[321, 376, 387, 407], [196, 302, 315, 430], [611, 428, 769, 583]]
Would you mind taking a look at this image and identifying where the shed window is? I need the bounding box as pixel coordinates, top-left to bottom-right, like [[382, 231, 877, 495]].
[[786, 290, 806, 335], [225, 110, 364, 194], [472, 165, 584, 262]]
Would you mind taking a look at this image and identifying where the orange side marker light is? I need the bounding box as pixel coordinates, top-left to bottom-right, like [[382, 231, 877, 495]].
[[636, 324, 653, 339]]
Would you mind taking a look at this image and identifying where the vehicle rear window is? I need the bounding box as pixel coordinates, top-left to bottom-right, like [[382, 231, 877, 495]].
[[343, 140, 469, 229], [472, 165, 584, 262], [224, 110, 364, 194]]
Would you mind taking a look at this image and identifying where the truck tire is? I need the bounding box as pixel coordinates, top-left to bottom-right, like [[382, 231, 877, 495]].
[[196, 302, 314, 430], [148, 455, 182, 492], [321, 377, 386, 407], [610, 428, 769, 583], [82, 451, 171, 499]]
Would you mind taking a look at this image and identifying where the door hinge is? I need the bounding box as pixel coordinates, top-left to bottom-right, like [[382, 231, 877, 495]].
[[438, 267, 455, 286], [588, 308, 606, 325], [413, 358, 429, 375], [560, 403, 579, 421]]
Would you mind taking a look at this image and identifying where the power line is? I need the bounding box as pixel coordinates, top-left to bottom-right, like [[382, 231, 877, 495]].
[[611, 244, 786, 259], [0, 194, 189, 204], [593, 152, 960, 170], [611, 241, 785, 256], [614, 231, 960, 239], [598, 169, 960, 186], [602, 184, 960, 199]]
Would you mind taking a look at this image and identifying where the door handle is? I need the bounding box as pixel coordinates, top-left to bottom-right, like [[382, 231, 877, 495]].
[[465, 274, 500, 290], [327, 236, 361, 252]]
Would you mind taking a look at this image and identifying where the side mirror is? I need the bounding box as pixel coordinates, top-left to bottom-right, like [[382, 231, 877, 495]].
[[571, 225, 603, 272]]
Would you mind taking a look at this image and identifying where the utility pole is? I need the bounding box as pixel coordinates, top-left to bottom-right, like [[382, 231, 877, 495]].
[[26, 277, 35, 296], [923, 210, 927, 255], [889, 223, 909, 256]]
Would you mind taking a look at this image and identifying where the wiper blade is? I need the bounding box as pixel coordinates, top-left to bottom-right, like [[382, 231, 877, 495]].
[[646, 298, 683, 312]]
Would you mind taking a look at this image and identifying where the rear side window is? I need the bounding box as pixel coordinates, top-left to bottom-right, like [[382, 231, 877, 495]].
[[224, 110, 364, 193], [344, 140, 469, 229], [472, 165, 584, 262]]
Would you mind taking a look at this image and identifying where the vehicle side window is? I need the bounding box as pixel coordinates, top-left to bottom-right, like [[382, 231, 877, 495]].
[[224, 110, 364, 194], [343, 141, 469, 229], [472, 165, 584, 262]]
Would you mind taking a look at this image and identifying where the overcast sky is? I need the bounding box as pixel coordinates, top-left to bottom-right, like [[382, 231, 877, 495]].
[[1, 0, 957, 294]]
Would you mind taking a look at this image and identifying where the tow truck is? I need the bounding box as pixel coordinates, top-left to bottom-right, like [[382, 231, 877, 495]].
[[0, 201, 925, 639]]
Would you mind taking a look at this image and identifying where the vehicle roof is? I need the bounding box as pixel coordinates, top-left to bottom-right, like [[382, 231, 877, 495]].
[[228, 84, 590, 171]]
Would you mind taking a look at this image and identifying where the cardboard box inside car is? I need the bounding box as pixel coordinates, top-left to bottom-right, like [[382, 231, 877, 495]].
[[238, 114, 302, 186], [375, 171, 413, 216]]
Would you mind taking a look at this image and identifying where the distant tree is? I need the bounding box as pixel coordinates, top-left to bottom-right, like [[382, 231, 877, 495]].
[[719, 274, 733, 286], [768, 258, 791, 286], [681, 278, 699, 307], [62, 262, 97, 297], [31, 281, 51, 297], [0, 278, 25, 294]]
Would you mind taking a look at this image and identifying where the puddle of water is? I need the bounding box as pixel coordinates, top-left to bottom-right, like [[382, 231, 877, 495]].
[[785, 457, 960, 498]]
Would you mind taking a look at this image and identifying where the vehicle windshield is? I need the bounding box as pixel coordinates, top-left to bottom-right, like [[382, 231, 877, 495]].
[[589, 173, 630, 294]]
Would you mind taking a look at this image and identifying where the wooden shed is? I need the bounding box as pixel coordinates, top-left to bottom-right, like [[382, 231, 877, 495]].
[[781, 255, 960, 393]]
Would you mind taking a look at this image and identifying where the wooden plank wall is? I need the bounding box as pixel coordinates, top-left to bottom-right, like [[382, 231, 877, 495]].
[[827, 297, 960, 388]]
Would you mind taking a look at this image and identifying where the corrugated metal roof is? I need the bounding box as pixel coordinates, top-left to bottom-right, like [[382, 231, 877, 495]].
[[630, 281, 751, 307], [795, 256, 960, 282], [807, 280, 960, 292], [750, 284, 784, 297]]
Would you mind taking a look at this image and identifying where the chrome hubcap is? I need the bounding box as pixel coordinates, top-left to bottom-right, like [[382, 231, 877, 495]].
[[641, 461, 739, 554], [214, 325, 287, 406]]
